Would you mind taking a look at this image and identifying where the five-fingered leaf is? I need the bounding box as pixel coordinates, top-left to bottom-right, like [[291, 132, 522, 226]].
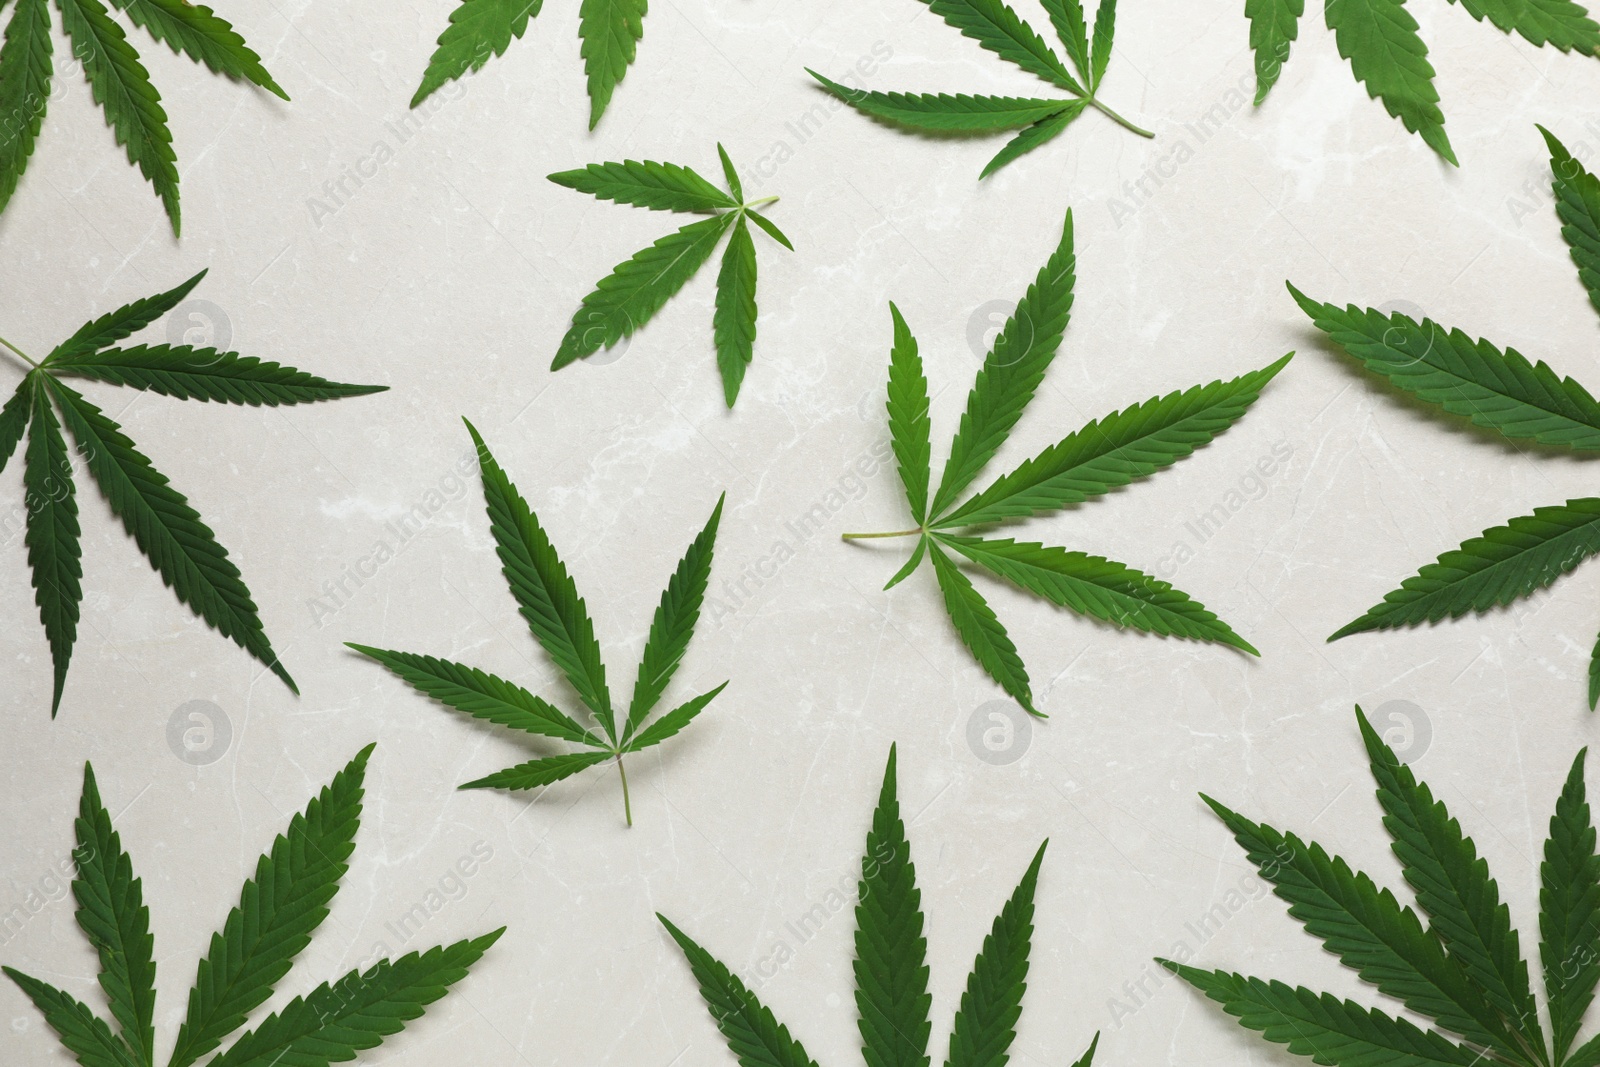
[[549, 145, 793, 407], [808, 0, 1151, 178], [846, 208, 1285, 715], [1247, 0, 1598, 162], [660, 746, 1098, 1067], [0, 0, 284, 232], [1308, 130, 1600, 708], [5, 745, 502, 1067], [350, 419, 727, 825], [0, 271, 386, 716], [411, 0, 649, 127], [1164, 705, 1582, 1067]]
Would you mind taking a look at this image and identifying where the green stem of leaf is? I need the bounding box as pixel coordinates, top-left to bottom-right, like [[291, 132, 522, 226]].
[[841, 528, 923, 540], [743, 195, 779, 209], [617, 756, 633, 828], [0, 334, 40, 369], [1088, 98, 1154, 138]]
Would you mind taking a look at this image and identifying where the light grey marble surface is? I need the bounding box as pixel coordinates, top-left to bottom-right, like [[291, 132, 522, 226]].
[[3, 0, 1600, 1063]]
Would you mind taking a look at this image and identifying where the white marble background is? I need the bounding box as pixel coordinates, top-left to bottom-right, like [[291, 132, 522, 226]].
[[3, 0, 1600, 1063]]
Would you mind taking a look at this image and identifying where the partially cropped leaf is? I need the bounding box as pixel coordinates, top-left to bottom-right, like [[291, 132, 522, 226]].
[[849, 208, 1278, 713], [855, 744, 932, 1067], [1305, 142, 1600, 705], [550, 145, 791, 405], [1544, 126, 1600, 318], [1166, 705, 1594, 1067], [662, 748, 1088, 1067], [1245, 0, 1600, 162], [351, 421, 726, 825], [6, 747, 500, 1067], [0, 0, 52, 217], [3, 273, 381, 716], [1332, 498, 1600, 639], [1292, 284, 1600, 449], [658, 915, 822, 1067], [0, 0, 277, 230], [577, 0, 645, 129], [814, 0, 1151, 178], [1245, 0, 1303, 103], [946, 841, 1046, 1067], [73, 762, 156, 1066], [1357, 707, 1544, 1054], [411, 0, 652, 125], [1325, 0, 1455, 165], [1543, 749, 1600, 1062], [412, 0, 539, 106], [1448, 0, 1600, 54], [168, 745, 372, 1067], [108, 0, 285, 98]]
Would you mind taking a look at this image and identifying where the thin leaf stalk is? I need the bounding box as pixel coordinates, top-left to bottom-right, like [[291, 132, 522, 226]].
[[0, 334, 40, 369], [617, 755, 633, 827], [743, 195, 780, 209], [1088, 98, 1154, 138], [841, 528, 923, 540]]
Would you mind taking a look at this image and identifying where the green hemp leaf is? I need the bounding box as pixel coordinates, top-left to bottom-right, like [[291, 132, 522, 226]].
[[1307, 126, 1600, 709], [0, 269, 386, 716], [548, 144, 793, 407], [411, 0, 648, 128], [660, 744, 1101, 1067], [4, 744, 504, 1067], [808, 0, 1153, 178], [350, 419, 726, 826], [1245, 0, 1599, 165], [0, 0, 287, 233], [1167, 705, 1600, 1067], [845, 207, 1289, 715]]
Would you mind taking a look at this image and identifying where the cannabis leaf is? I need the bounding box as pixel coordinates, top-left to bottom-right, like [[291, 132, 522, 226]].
[[1164, 704, 1600, 1067], [548, 145, 793, 407], [411, 0, 646, 128], [0, 0, 285, 234], [1308, 126, 1600, 708], [845, 208, 1287, 715], [1246, 0, 1600, 164], [807, 0, 1153, 178], [0, 270, 385, 717], [660, 744, 1101, 1067], [350, 419, 725, 826], [4, 744, 504, 1067]]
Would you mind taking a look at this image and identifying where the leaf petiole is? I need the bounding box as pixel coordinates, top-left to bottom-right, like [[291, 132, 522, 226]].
[[617, 756, 633, 827], [0, 334, 40, 369], [841, 528, 923, 540], [742, 195, 780, 209], [1088, 98, 1154, 138]]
